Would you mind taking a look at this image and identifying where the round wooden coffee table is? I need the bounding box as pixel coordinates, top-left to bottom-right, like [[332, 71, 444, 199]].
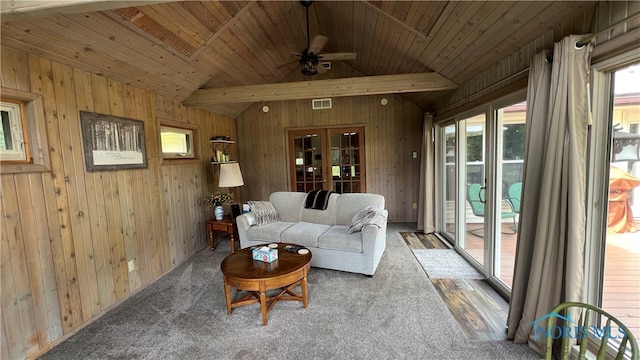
[[220, 243, 312, 325]]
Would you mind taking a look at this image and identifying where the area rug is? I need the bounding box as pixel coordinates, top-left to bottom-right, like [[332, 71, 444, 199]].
[[40, 224, 535, 359], [412, 248, 485, 279]]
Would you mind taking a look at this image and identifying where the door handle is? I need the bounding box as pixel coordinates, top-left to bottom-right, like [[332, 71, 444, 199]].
[[479, 186, 486, 204]]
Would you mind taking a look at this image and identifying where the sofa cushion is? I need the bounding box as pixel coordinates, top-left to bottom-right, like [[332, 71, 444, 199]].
[[269, 192, 306, 222], [248, 201, 280, 225], [318, 226, 363, 253], [300, 194, 338, 225], [246, 222, 295, 242], [281, 222, 332, 248]]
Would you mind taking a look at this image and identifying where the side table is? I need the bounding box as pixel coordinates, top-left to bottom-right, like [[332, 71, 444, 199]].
[[206, 216, 237, 253]]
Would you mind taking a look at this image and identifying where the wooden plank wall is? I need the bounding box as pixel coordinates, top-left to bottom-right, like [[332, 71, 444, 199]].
[[235, 62, 424, 222], [0, 46, 235, 360]]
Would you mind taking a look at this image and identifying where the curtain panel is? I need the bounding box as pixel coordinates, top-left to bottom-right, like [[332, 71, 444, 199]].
[[506, 35, 593, 356], [418, 113, 435, 232]]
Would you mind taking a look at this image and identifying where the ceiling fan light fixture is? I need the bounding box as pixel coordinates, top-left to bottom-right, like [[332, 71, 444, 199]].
[[301, 58, 318, 76]]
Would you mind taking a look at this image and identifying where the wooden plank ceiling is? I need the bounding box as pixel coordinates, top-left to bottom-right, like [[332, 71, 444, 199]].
[[1, 1, 597, 117]]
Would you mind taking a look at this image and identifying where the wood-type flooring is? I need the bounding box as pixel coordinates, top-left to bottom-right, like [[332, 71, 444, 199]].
[[402, 232, 509, 341]]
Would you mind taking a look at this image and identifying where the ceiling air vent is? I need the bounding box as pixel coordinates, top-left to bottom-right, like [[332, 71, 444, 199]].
[[312, 98, 332, 110], [319, 62, 332, 70]]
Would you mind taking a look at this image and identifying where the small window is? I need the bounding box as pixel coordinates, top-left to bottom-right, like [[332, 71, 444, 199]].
[[0, 98, 30, 163], [0, 88, 49, 173], [160, 125, 195, 159]]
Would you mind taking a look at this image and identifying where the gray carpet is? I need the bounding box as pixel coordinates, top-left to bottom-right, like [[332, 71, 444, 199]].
[[40, 223, 537, 360], [412, 249, 486, 279]]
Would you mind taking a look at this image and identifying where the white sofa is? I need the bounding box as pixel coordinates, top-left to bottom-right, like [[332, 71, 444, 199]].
[[235, 191, 387, 276]]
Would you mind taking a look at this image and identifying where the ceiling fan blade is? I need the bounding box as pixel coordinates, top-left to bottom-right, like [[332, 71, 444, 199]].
[[308, 35, 329, 54], [319, 52, 357, 61], [277, 59, 299, 69]]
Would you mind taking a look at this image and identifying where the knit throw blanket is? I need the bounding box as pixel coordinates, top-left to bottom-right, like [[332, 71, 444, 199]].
[[304, 190, 334, 210]]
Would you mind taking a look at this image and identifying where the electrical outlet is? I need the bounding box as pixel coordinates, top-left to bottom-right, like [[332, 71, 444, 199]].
[[412, 203, 417, 209], [128, 260, 135, 272]]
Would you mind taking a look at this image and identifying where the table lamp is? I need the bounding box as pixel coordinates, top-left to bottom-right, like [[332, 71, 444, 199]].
[[219, 162, 244, 217]]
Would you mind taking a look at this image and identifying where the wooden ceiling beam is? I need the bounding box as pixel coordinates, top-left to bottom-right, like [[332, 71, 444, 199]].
[[1, 1, 177, 22], [183, 72, 457, 106]]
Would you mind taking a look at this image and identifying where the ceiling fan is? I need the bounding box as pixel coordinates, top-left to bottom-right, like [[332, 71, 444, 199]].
[[290, 0, 356, 76]]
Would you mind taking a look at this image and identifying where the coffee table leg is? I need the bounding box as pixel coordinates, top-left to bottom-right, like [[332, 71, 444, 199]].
[[260, 290, 268, 326], [224, 283, 232, 315], [301, 275, 308, 308]]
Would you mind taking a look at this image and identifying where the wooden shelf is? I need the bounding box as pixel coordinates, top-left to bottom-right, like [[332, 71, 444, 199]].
[[210, 138, 235, 163]]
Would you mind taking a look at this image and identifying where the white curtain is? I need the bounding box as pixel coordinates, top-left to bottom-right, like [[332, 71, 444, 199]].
[[506, 35, 593, 356], [418, 113, 435, 232]]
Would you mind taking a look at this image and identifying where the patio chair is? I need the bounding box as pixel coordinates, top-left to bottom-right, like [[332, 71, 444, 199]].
[[544, 301, 639, 360], [506, 182, 522, 214], [467, 183, 517, 237]]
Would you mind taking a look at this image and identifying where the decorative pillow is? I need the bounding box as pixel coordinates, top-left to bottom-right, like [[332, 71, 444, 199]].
[[248, 201, 280, 226], [244, 212, 256, 226], [348, 205, 378, 234]]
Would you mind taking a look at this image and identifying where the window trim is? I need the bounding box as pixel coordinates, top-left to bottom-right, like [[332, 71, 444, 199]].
[[0, 87, 50, 173], [0, 98, 30, 163]]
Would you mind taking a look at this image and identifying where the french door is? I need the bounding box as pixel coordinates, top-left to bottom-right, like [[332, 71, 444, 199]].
[[436, 93, 526, 294], [288, 126, 365, 193]]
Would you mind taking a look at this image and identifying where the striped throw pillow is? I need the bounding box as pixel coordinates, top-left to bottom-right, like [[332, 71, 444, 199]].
[[348, 205, 378, 234], [248, 201, 280, 226]]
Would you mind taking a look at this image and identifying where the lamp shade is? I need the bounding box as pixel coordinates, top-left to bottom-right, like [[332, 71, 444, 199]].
[[219, 162, 244, 188]]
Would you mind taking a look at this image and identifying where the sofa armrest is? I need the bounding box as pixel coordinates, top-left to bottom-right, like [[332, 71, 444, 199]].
[[236, 213, 253, 231], [235, 213, 255, 249], [360, 209, 388, 275]]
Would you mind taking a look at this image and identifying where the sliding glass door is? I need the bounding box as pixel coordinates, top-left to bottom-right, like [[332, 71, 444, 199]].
[[436, 93, 526, 294], [460, 113, 487, 266], [441, 123, 457, 238], [495, 101, 526, 288], [588, 57, 640, 339]]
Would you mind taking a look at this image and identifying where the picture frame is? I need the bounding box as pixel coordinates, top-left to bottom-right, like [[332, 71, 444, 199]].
[[80, 111, 147, 172]]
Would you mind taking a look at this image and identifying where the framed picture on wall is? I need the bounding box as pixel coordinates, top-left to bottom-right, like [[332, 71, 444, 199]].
[[80, 111, 147, 172]]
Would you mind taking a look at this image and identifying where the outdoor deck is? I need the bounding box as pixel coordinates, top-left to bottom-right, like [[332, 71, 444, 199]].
[[463, 225, 640, 339]]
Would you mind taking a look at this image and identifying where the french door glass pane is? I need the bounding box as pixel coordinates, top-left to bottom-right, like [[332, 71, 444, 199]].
[[603, 62, 640, 338], [462, 114, 486, 266], [496, 101, 526, 287]]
